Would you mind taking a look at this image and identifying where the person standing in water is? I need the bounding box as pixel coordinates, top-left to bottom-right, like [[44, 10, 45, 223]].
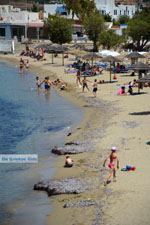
[[41, 76, 52, 91], [19, 58, 24, 74], [36, 76, 41, 89], [82, 76, 91, 92], [92, 79, 98, 97], [103, 146, 119, 185]]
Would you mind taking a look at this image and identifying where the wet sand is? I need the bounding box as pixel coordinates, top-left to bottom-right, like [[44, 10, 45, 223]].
[[0, 52, 150, 225]]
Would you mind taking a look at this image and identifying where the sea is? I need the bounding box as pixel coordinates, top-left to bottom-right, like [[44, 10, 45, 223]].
[[0, 61, 83, 225]]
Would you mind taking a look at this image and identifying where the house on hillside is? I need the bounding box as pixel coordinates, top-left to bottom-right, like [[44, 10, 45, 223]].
[[95, 0, 137, 20], [0, 5, 44, 41]]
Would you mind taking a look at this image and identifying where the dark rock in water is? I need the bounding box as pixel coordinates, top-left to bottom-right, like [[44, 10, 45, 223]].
[[34, 178, 94, 196], [63, 199, 96, 208], [65, 142, 79, 146], [67, 132, 72, 136]]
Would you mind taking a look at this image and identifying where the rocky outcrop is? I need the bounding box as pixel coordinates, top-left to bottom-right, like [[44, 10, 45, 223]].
[[51, 142, 92, 155], [34, 178, 95, 197], [63, 199, 96, 208]]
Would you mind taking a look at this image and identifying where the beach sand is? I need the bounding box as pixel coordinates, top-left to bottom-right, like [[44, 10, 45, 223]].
[[0, 51, 150, 225]]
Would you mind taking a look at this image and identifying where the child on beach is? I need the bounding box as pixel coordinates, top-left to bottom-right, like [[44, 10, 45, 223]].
[[36, 76, 41, 88], [64, 156, 74, 167], [93, 79, 98, 97], [103, 146, 119, 185]]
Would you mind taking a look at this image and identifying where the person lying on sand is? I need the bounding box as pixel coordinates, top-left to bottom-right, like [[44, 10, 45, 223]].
[[103, 146, 119, 185], [64, 156, 74, 168]]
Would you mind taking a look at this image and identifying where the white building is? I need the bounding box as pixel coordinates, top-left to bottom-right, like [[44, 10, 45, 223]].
[[0, 5, 43, 41], [95, 0, 137, 20]]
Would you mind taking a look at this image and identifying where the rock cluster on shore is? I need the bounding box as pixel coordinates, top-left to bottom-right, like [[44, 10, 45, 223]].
[[33, 177, 96, 196]]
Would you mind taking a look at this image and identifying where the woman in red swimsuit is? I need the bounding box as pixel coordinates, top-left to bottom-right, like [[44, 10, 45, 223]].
[[103, 146, 119, 185]]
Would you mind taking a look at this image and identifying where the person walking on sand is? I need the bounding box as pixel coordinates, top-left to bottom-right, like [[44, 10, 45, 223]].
[[76, 69, 82, 86], [82, 76, 91, 92], [103, 146, 119, 185], [93, 79, 98, 97]]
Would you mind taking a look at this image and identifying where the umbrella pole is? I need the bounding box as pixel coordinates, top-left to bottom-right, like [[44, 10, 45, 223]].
[[51, 53, 54, 64], [110, 62, 111, 83], [62, 53, 64, 66]]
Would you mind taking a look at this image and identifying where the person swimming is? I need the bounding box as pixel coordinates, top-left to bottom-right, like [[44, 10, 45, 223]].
[[103, 146, 119, 185]]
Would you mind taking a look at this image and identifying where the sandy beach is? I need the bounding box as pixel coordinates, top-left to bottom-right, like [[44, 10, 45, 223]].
[[0, 49, 150, 225]]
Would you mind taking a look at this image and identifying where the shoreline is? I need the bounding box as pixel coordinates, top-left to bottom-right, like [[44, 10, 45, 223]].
[[1, 52, 150, 225], [0, 54, 115, 225]]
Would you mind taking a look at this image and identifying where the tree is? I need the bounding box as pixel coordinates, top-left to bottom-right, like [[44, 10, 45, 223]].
[[118, 15, 129, 24], [99, 30, 122, 49], [63, 0, 96, 20], [46, 15, 72, 44], [84, 11, 104, 52], [103, 14, 112, 22], [127, 9, 150, 51]]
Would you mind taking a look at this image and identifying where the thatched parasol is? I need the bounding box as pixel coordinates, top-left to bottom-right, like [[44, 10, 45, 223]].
[[35, 44, 68, 65], [129, 62, 150, 71], [101, 55, 122, 83], [136, 75, 150, 83], [129, 62, 150, 92], [126, 52, 145, 64], [82, 53, 102, 66]]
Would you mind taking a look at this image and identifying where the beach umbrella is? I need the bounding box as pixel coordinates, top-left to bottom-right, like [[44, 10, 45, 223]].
[[101, 55, 122, 83], [129, 62, 150, 93], [35, 43, 56, 64], [136, 75, 150, 83], [126, 52, 145, 64], [82, 53, 102, 66], [129, 62, 150, 71], [99, 50, 120, 57], [46, 44, 69, 65]]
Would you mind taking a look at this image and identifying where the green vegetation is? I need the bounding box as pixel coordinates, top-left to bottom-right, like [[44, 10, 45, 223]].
[[118, 15, 129, 24], [63, 0, 96, 20], [46, 15, 72, 44], [84, 11, 104, 52], [127, 8, 150, 51], [100, 30, 123, 49]]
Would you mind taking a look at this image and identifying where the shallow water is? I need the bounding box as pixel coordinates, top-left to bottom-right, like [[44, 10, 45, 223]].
[[0, 62, 83, 225]]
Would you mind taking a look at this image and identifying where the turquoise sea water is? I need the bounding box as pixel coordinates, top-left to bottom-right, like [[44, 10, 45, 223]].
[[0, 62, 83, 225]]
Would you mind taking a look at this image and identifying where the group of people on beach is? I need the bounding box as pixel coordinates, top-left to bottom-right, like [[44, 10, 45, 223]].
[[76, 69, 105, 97], [20, 45, 45, 61], [36, 76, 67, 91], [63, 146, 119, 186]]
